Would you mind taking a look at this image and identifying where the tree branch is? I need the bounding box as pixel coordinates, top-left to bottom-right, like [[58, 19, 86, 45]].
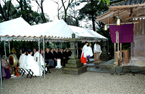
[[0, 3, 7, 20], [66, 0, 73, 10], [61, 0, 66, 11], [35, 0, 41, 7], [8, 0, 12, 18]]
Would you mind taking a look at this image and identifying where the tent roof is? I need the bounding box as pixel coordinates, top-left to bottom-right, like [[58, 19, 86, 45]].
[[0, 17, 37, 41], [0, 17, 107, 42], [31, 20, 74, 39], [0, 17, 31, 37], [69, 25, 107, 40], [69, 25, 95, 38]]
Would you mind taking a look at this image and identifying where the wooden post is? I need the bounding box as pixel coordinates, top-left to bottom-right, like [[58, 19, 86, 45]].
[[141, 19, 143, 34], [114, 43, 116, 64], [143, 19, 145, 35], [120, 43, 122, 62], [116, 31, 120, 65], [139, 18, 142, 35]]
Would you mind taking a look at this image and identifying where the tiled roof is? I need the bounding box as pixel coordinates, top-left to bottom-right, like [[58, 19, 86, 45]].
[[110, 0, 145, 6]]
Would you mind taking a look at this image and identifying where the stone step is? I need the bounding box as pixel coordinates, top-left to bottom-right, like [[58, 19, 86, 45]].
[[87, 67, 110, 73]]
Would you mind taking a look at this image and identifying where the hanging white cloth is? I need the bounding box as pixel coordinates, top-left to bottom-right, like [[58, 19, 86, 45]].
[[25, 54, 42, 76]]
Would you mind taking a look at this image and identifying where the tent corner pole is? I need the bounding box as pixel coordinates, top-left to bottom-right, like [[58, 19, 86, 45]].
[[8, 41, 11, 54], [4, 41, 6, 57], [0, 54, 3, 89], [43, 36, 45, 79], [38, 38, 41, 78]]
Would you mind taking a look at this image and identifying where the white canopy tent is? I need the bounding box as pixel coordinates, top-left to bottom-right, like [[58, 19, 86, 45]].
[[0, 17, 107, 88]]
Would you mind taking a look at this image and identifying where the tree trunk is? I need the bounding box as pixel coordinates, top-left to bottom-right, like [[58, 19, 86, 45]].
[[90, 0, 95, 31], [64, 10, 67, 22]]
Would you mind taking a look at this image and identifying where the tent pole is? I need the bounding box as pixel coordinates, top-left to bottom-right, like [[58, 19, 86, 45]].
[[0, 54, 3, 89], [38, 38, 41, 78], [43, 36, 45, 79], [8, 41, 11, 54], [4, 41, 6, 57]]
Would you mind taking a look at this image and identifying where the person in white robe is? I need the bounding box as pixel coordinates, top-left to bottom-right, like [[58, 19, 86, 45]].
[[93, 42, 102, 63], [34, 47, 45, 67], [86, 43, 93, 57], [25, 49, 42, 76], [81, 42, 92, 65], [19, 48, 26, 69]]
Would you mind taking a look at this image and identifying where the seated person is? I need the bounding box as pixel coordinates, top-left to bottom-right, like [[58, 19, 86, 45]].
[[45, 48, 50, 65], [34, 47, 45, 67], [1, 56, 11, 79], [48, 48, 55, 67], [54, 48, 59, 67], [63, 49, 70, 64], [58, 48, 64, 66], [25, 48, 42, 76], [19, 48, 26, 69]]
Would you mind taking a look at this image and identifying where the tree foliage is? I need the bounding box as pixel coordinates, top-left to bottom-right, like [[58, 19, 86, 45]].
[[0, 0, 17, 21], [99, 0, 110, 5]]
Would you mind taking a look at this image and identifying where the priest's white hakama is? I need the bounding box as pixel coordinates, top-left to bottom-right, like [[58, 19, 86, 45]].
[[25, 54, 42, 76], [19, 54, 26, 69]]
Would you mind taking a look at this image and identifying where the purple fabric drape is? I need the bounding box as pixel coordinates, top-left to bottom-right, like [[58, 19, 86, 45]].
[[109, 24, 134, 43]]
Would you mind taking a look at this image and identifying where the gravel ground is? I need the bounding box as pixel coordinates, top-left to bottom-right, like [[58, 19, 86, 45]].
[[0, 69, 145, 94]]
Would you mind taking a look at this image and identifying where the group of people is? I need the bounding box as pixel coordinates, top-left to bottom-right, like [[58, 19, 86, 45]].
[[43, 48, 71, 67], [19, 48, 43, 76], [81, 42, 102, 65], [18, 47, 72, 76]]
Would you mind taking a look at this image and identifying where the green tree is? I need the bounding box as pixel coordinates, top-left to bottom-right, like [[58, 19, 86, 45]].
[[16, 0, 49, 24], [79, 0, 108, 30], [0, 0, 17, 22], [33, 0, 47, 23]]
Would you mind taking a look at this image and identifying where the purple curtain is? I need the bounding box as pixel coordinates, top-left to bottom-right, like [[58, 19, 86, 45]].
[[109, 24, 134, 43]]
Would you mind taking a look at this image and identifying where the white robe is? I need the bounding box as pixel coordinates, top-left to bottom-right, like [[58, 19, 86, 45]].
[[93, 44, 102, 55], [19, 54, 26, 69], [81, 45, 88, 58], [25, 54, 42, 76], [34, 52, 45, 66], [86, 46, 93, 57], [81, 45, 93, 58]]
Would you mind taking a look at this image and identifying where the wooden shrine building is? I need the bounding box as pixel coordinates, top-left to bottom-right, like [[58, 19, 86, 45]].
[[97, 0, 145, 66]]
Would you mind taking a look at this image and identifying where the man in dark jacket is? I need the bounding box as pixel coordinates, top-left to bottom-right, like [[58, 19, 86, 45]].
[[48, 48, 55, 67], [58, 48, 65, 66], [45, 48, 50, 65]]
